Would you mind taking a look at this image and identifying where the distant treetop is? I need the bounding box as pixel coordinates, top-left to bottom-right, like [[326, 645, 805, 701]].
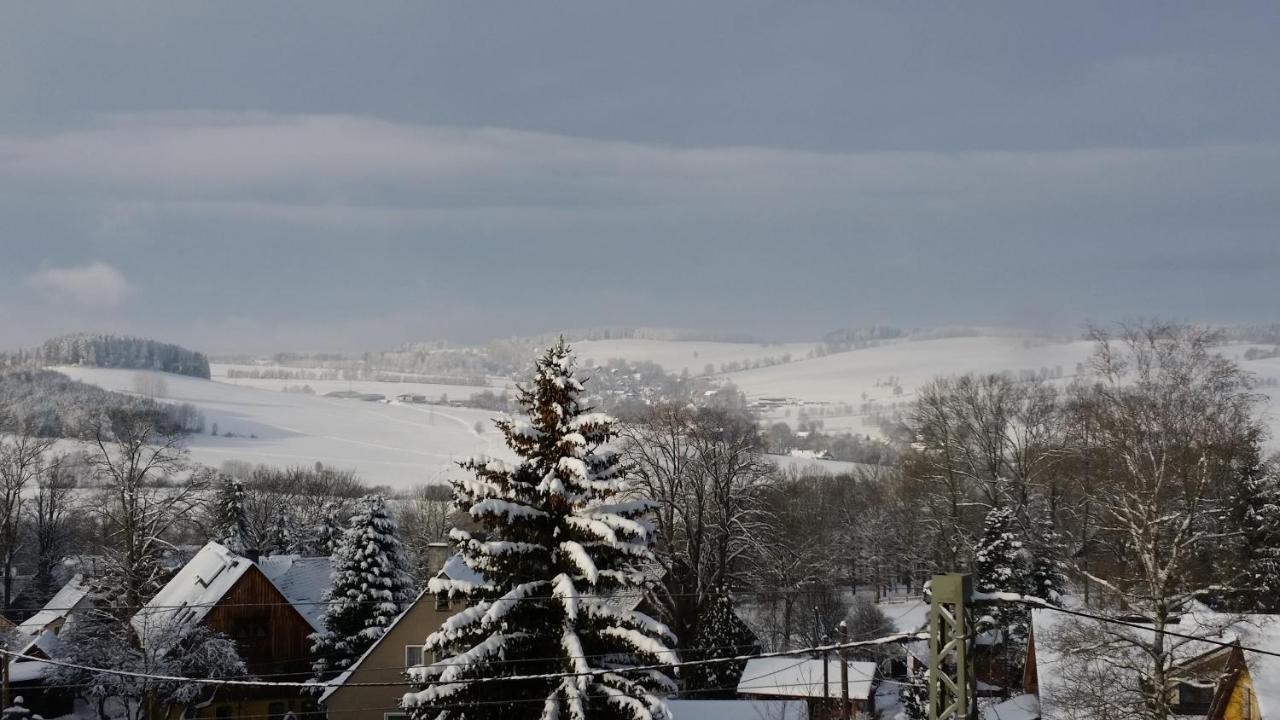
[[1, 333, 211, 379]]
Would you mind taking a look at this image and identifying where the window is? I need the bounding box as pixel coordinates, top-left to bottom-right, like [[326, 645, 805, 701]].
[[405, 645, 424, 667], [385, 714, 409, 720], [215, 707, 232, 720], [267, 701, 287, 720]]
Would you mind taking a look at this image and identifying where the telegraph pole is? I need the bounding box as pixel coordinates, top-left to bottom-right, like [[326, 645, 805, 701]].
[[928, 573, 976, 720], [838, 620, 850, 720]]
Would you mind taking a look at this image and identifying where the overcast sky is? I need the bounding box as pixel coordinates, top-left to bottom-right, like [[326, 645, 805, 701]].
[[2, 2, 1278, 353]]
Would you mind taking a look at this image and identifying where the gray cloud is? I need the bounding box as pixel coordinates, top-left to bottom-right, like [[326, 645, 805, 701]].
[[24, 261, 135, 309]]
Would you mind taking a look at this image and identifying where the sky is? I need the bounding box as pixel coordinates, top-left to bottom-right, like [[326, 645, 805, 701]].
[[2, 2, 1278, 353]]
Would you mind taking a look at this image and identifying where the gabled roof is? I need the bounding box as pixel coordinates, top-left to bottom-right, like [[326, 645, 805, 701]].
[[317, 587, 429, 703], [131, 541, 257, 646], [259, 555, 331, 633], [17, 575, 91, 637], [1229, 615, 1280, 718], [737, 656, 877, 701]]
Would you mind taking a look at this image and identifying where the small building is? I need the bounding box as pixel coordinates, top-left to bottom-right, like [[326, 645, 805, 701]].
[[132, 542, 329, 720], [320, 555, 480, 720], [1205, 617, 1280, 720], [737, 656, 878, 720], [3, 575, 93, 718]]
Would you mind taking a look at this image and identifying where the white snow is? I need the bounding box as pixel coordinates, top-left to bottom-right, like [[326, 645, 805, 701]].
[[737, 656, 877, 700], [17, 575, 91, 637], [572, 339, 817, 378], [131, 541, 254, 647], [983, 694, 1040, 720], [665, 699, 806, 720], [52, 366, 509, 489], [258, 554, 332, 632]]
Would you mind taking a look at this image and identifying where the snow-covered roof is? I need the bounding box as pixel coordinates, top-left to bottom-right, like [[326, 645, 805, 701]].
[[439, 553, 486, 587], [131, 541, 255, 646], [17, 575, 90, 637], [737, 656, 877, 701], [259, 555, 331, 632], [983, 694, 1040, 720], [666, 699, 806, 720]]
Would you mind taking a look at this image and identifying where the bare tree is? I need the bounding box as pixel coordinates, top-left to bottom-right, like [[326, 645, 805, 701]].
[[0, 424, 55, 609], [90, 410, 204, 611], [1064, 322, 1263, 720], [621, 404, 773, 660], [28, 455, 80, 604]]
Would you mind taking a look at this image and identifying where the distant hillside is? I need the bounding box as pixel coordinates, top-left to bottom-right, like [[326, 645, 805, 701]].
[[1, 333, 211, 379], [0, 368, 205, 438]]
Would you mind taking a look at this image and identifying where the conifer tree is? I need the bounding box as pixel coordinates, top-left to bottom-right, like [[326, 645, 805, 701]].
[[1233, 455, 1280, 611], [974, 505, 1032, 642], [311, 494, 415, 676], [213, 475, 249, 554], [1028, 514, 1066, 606], [404, 340, 677, 720], [681, 588, 759, 697]]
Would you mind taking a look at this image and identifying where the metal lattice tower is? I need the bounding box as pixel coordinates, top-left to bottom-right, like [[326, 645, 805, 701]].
[[928, 573, 976, 720]]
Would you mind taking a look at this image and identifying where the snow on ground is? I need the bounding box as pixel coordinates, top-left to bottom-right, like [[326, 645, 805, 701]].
[[730, 336, 1094, 425], [54, 367, 509, 490], [211, 363, 502, 399], [572, 339, 817, 377], [1236, 349, 1280, 451]]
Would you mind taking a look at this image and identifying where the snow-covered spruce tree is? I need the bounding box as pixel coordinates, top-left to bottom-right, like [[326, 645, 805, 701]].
[[405, 340, 677, 720], [974, 505, 1032, 644], [681, 588, 760, 698], [213, 475, 249, 554], [1231, 455, 1280, 611], [899, 663, 929, 720], [311, 494, 416, 677], [1027, 513, 1066, 606]]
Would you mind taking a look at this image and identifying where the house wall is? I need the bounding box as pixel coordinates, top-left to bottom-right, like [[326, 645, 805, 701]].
[[323, 598, 461, 720], [173, 566, 320, 720], [204, 565, 317, 676], [1219, 671, 1260, 720]]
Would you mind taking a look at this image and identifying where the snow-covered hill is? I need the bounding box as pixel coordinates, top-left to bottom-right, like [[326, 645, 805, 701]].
[[53, 367, 509, 490]]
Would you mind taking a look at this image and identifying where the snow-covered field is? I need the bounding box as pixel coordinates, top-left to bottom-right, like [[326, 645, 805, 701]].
[[571, 339, 817, 377], [211, 363, 501, 400], [52, 336, 1280, 491], [54, 367, 510, 490]]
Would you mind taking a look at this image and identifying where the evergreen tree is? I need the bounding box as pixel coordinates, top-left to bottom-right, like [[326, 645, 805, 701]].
[[1232, 455, 1280, 611], [405, 341, 677, 720], [213, 475, 249, 554], [974, 506, 1029, 597], [315, 501, 344, 556], [1028, 514, 1066, 606], [311, 494, 415, 676], [681, 589, 760, 697], [900, 662, 929, 720]]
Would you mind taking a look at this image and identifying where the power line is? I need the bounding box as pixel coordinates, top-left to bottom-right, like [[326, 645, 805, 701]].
[[0, 630, 927, 691]]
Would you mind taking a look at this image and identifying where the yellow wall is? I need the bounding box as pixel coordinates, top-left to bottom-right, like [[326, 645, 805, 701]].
[[1221, 670, 1261, 720], [322, 597, 460, 720]]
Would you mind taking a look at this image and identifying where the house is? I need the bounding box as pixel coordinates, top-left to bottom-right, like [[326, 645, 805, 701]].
[[1025, 606, 1280, 720], [1205, 616, 1280, 720], [15, 575, 91, 638], [132, 542, 330, 720], [2, 575, 95, 718], [320, 554, 480, 720], [737, 656, 878, 720]]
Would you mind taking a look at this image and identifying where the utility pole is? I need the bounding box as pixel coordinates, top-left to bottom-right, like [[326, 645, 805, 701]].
[[838, 620, 850, 720], [928, 573, 976, 720]]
